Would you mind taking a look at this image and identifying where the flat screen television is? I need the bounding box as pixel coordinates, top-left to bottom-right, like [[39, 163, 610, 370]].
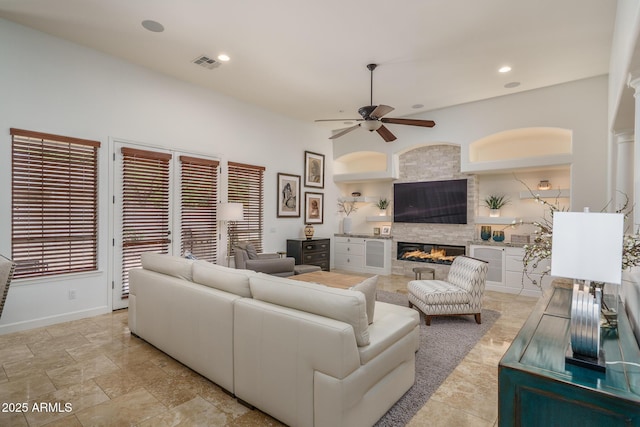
[[393, 179, 468, 224]]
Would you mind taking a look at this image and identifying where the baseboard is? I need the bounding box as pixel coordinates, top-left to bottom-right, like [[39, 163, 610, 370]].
[[0, 306, 110, 335]]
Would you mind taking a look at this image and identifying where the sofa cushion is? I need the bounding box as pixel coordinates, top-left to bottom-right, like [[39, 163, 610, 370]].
[[249, 273, 370, 346], [141, 253, 194, 281], [192, 261, 254, 298], [350, 275, 378, 324]]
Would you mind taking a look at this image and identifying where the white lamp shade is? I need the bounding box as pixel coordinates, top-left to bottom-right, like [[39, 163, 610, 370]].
[[551, 211, 624, 285], [219, 202, 244, 221]]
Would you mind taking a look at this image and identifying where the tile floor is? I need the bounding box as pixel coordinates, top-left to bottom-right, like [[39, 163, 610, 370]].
[[0, 272, 538, 426]]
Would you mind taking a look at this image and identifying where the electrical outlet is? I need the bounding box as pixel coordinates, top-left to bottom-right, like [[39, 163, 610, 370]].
[[68, 289, 77, 300]]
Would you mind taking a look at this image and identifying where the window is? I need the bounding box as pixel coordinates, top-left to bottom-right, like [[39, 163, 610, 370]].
[[120, 147, 171, 297], [180, 156, 219, 262], [11, 128, 100, 279], [228, 162, 265, 253]]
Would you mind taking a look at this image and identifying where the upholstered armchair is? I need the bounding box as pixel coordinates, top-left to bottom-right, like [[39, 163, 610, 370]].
[[407, 255, 488, 325], [233, 242, 295, 277], [0, 254, 16, 319]]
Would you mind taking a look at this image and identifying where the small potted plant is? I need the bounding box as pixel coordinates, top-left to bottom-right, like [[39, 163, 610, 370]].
[[484, 194, 510, 217], [376, 198, 389, 215]]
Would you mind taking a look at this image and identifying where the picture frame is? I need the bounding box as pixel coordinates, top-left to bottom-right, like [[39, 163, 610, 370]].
[[304, 192, 324, 224], [304, 151, 324, 188], [277, 173, 301, 217], [381, 225, 391, 236], [373, 227, 381, 236]]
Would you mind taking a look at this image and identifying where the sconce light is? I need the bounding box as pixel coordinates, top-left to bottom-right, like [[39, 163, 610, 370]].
[[537, 180, 551, 191]]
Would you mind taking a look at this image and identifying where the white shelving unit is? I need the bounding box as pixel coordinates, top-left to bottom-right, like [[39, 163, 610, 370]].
[[338, 196, 378, 203], [519, 189, 570, 199], [475, 216, 519, 225], [366, 215, 391, 222]]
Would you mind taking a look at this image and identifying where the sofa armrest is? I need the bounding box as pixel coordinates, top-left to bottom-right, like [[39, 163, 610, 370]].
[[245, 257, 295, 275]]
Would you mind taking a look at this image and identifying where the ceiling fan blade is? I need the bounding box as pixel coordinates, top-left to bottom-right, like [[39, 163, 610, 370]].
[[376, 125, 397, 142], [370, 104, 394, 119], [329, 124, 360, 140], [315, 118, 362, 122], [380, 118, 436, 127]]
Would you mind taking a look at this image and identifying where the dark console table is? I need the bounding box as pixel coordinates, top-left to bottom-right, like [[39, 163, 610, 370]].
[[499, 283, 640, 426], [286, 238, 330, 271]]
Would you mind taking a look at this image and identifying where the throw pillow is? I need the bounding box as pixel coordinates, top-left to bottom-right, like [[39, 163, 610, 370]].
[[351, 275, 378, 324], [245, 243, 258, 260], [235, 242, 259, 259]]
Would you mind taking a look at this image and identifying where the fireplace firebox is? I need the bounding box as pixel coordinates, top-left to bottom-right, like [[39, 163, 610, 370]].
[[397, 242, 466, 265]]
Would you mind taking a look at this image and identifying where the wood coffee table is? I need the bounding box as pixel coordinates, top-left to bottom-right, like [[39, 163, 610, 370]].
[[291, 271, 370, 289]]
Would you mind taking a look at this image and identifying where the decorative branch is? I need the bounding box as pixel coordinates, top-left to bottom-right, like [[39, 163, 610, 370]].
[[337, 199, 358, 216]]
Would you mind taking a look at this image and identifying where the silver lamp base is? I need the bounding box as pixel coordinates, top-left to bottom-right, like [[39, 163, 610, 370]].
[[566, 282, 606, 372]]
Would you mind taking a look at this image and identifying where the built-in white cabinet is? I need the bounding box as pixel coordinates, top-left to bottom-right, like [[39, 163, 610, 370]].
[[470, 244, 550, 297], [335, 236, 391, 275], [470, 245, 505, 289], [504, 247, 553, 295]]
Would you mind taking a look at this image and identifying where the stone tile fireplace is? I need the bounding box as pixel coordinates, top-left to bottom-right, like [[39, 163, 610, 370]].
[[391, 144, 478, 278]]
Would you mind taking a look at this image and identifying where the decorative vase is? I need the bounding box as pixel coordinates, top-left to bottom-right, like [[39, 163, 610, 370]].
[[379, 209, 387, 216], [489, 209, 500, 218], [480, 226, 492, 241], [343, 217, 353, 234], [492, 230, 505, 242], [304, 224, 314, 240]]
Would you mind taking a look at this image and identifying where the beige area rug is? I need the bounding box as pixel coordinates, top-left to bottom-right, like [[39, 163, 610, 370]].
[[374, 290, 499, 427]]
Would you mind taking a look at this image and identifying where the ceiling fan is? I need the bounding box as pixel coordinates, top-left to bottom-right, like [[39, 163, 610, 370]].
[[315, 64, 435, 142]]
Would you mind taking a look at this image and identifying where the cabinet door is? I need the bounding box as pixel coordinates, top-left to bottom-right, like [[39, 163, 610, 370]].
[[470, 245, 504, 287], [364, 239, 391, 275], [365, 240, 385, 268]]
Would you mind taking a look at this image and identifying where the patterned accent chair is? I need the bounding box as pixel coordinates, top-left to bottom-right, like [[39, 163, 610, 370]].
[[407, 256, 488, 325]]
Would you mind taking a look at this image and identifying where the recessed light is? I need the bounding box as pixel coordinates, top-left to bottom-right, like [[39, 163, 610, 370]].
[[504, 81, 520, 88], [411, 104, 424, 109], [217, 54, 230, 62], [141, 20, 164, 33], [499, 66, 512, 73]]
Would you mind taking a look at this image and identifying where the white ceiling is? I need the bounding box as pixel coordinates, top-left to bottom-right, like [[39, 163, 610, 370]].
[[0, 0, 617, 130]]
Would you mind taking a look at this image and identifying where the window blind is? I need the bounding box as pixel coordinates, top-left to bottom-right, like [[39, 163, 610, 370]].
[[228, 162, 265, 253], [11, 128, 100, 279], [180, 156, 219, 262], [121, 147, 171, 297]]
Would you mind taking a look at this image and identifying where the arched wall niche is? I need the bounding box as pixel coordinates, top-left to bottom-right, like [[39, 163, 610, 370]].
[[469, 127, 572, 163], [334, 151, 387, 175]]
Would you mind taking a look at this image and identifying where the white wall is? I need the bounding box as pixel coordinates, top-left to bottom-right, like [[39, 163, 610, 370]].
[[0, 18, 337, 333], [333, 76, 610, 213]]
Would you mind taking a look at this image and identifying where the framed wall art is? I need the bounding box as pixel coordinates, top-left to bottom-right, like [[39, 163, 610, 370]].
[[304, 151, 324, 188], [381, 225, 391, 236], [277, 173, 300, 218], [304, 192, 324, 224]]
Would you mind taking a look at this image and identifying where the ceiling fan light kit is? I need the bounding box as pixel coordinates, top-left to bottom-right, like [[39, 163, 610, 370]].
[[316, 63, 436, 142]]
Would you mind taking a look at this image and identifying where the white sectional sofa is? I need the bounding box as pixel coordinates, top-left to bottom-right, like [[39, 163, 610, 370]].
[[128, 253, 419, 427]]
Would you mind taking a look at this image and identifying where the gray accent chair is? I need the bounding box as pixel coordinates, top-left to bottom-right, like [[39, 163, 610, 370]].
[[407, 255, 488, 325], [0, 255, 16, 319], [233, 242, 295, 277]]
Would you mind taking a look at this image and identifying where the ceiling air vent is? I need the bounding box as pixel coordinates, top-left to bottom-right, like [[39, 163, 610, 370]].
[[192, 55, 221, 70]]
